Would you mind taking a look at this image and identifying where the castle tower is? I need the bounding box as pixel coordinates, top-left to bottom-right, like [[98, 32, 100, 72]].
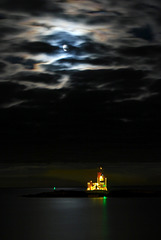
[[87, 166, 108, 191], [97, 166, 103, 184]]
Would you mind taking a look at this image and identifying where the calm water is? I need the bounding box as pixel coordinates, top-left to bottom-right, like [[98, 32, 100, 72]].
[[0, 188, 161, 240]]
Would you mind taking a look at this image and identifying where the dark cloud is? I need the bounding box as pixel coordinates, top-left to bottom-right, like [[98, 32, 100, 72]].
[[57, 56, 117, 67], [31, 22, 53, 29], [10, 71, 61, 84], [80, 41, 113, 55], [86, 15, 116, 25], [70, 68, 147, 88], [128, 24, 154, 41], [0, 12, 7, 19], [56, 54, 135, 68], [0, 61, 6, 72], [0, 0, 161, 187], [133, 2, 159, 10], [0, 0, 63, 15], [0, 25, 22, 39], [5, 56, 38, 69], [149, 79, 161, 93], [16, 41, 59, 54], [86, 10, 122, 16], [118, 44, 161, 58]]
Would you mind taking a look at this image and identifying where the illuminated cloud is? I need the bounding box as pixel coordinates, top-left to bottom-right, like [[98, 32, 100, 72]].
[[1, 99, 27, 109], [0, 0, 161, 182], [12, 74, 70, 90]]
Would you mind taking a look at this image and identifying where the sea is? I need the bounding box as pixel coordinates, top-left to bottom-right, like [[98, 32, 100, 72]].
[[0, 187, 161, 240]]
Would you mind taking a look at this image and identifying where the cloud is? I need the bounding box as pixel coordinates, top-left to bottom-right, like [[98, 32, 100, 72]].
[[114, 91, 158, 103], [1, 100, 27, 109], [14, 41, 59, 54], [0, 61, 6, 72], [118, 44, 161, 58], [57, 56, 118, 67], [69, 68, 148, 89], [0, 0, 161, 165], [0, 24, 23, 39], [12, 74, 69, 90], [128, 24, 154, 41], [0, 72, 68, 109], [0, 0, 63, 15], [43, 31, 86, 45], [5, 56, 38, 70], [10, 71, 61, 84]]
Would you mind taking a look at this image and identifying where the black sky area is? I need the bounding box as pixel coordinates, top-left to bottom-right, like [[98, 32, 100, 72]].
[[0, 0, 161, 187]]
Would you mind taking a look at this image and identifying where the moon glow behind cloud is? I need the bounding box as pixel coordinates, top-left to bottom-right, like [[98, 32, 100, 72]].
[[0, 0, 161, 187], [63, 44, 69, 51]]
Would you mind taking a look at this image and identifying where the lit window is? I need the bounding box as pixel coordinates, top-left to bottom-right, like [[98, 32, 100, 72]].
[[100, 176, 104, 181]]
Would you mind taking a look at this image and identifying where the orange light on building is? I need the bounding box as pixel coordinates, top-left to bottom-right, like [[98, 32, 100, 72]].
[[100, 175, 104, 181], [87, 167, 108, 192]]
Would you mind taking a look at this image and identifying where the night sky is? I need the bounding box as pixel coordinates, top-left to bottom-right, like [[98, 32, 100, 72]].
[[0, 0, 161, 187]]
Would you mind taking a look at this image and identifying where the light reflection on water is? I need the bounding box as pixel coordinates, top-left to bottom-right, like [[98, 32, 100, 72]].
[[1, 190, 109, 240], [90, 197, 109, 239], [1, 189, 161, 240], [42, 197, 109, 240]]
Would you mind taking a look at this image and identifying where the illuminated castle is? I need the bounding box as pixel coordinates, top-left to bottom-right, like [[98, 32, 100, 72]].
[[87, 167, 108, 191]]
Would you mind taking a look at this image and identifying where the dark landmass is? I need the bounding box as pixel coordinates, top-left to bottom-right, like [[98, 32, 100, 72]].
[[108, 189, 161, 198], [23, 189, 161, 198], [23, 190, 108, 198]]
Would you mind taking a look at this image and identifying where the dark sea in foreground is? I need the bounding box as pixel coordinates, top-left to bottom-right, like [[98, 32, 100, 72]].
[[1, 188, 161, 240]]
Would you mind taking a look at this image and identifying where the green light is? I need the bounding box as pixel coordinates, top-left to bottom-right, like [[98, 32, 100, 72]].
[[103, 196, 107, 199], [53, 187, 56, 190]]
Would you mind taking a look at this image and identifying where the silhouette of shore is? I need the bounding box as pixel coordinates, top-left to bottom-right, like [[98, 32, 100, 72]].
[[23, 189, 161, 198]]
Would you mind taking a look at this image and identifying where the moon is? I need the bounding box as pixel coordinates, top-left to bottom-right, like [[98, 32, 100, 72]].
[[63, 44, 69, 52]]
